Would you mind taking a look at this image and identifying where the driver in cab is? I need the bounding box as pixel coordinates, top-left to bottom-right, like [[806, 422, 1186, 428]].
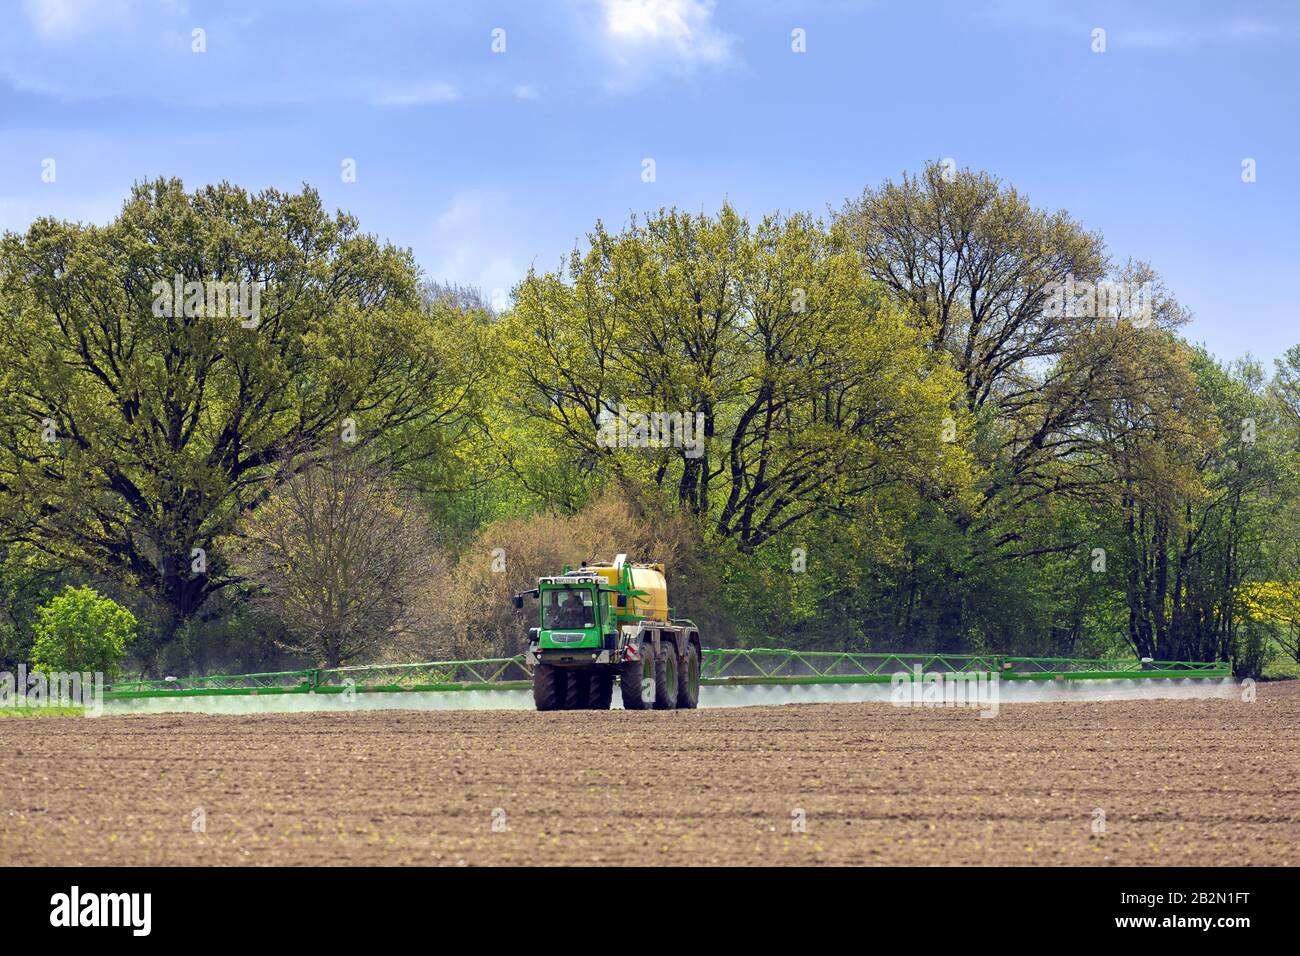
[[553, 591, 588, 629]]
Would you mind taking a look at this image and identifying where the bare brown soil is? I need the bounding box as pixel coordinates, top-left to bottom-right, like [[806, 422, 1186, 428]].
[[4, 683, 1298, 866]]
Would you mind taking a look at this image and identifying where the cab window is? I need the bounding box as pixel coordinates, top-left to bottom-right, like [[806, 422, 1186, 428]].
[[542, 588, 595, 628]]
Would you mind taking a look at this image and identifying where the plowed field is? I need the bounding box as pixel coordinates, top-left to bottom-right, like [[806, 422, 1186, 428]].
[[4, 683, 1298, 865]]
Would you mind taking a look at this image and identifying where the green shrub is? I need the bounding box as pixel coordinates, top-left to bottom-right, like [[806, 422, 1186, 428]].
[[30, 586, 137, 677]]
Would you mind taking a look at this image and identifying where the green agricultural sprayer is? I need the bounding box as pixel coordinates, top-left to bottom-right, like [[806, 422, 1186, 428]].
[[90, 555, 1235, 716]]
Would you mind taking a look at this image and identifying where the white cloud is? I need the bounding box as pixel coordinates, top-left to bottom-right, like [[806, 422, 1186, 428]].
[[1123, 17, 1281, 51], [597, 0, 735, 78], [24, 0, 134, 39], [11, 3, 459, 108], [372, 81, 461, 107], [513, 83, 541, 100], [982, 0, 1284, 54], [423, 191, 526, 306]]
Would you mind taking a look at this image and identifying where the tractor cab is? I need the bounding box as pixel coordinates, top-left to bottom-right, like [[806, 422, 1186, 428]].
[[517, 571, 623, 651]]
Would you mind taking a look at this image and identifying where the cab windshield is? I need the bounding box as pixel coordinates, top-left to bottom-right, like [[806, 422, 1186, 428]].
[[542, 587, 596, 629]]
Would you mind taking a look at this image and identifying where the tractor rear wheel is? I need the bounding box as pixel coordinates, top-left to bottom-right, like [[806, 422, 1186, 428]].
[[653, 642, 678, 710], [620, 641, 654, 710], [587, 670, 615, 709], [533, 663, 566, 711], [676, 642, 700, 709]]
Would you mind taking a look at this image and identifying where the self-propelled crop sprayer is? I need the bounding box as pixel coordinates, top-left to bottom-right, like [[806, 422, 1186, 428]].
[[512, 554, 701, 711]]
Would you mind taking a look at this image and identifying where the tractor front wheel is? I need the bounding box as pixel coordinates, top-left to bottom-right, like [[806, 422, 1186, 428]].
[[533, 663, 567, 711], [564, 668, 592, 709], [587, 670, 615, 709]]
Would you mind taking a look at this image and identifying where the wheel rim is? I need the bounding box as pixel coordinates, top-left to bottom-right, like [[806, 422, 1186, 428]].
[[641, 651, 654, 703]]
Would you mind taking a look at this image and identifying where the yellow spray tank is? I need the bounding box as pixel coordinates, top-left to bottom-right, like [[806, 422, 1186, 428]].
[[584, 553, 670, 624]]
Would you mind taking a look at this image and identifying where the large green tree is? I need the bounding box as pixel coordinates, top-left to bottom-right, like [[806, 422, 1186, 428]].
[[502, 204, 973, 553], [0, 179, 475, 651], [834, 163, 1213, 650]]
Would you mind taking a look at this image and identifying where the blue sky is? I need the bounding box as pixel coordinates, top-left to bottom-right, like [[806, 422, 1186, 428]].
[[1, 0, 1297, 363]]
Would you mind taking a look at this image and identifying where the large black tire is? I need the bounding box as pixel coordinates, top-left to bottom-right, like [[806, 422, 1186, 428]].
[[587, 670, 615, 710], [620, 642, 654, 710], [533, 663, 566, 711], [676, 642, 700, 709], [564, 668, 591, 710], [653, 641, 678, 710]]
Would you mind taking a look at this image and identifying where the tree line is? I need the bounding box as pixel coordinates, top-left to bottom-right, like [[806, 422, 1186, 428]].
[[1, 165, 1297, 677]]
